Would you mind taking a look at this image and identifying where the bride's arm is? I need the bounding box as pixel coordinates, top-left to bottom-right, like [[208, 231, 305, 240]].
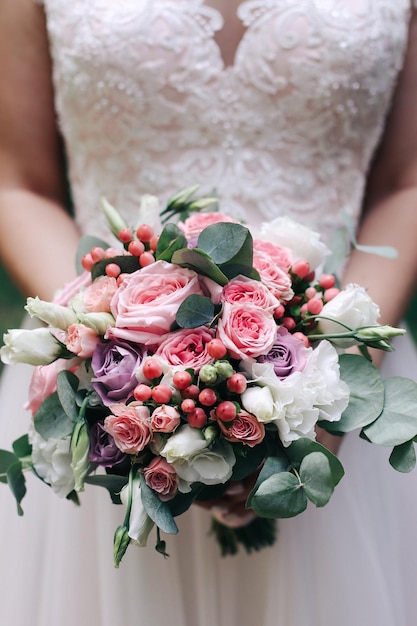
[[0, 0, 80, 301]]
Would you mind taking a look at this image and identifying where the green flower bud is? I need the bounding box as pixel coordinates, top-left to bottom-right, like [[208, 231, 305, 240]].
[[355, 325, 406, 341], [199, 364, 218, 384], [101, 197, 129, 238], [70, 419, 90, 492], [203, 424, 218, 444], [214, 360, 235, 379], [113, 525, 131, 568]]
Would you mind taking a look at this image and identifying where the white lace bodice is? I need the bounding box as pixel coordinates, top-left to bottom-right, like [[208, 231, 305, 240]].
[[42, 0, 414, 242]]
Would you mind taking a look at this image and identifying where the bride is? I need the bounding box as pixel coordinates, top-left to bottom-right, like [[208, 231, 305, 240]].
[[1, 1, 417, 624]]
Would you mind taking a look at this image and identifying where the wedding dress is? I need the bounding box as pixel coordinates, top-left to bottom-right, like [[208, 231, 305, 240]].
[[1, 1, 417, 624]]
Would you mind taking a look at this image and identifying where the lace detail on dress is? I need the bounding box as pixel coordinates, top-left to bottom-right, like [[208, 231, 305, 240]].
[[42, 0, 412, 243]]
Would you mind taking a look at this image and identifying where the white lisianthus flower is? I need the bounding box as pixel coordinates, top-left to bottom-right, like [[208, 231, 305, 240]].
[[137, 194, 161, 231], [25, 296, 77, 330], [77, 311, 115, 335], [1, 328, 64, 366], [241, 386, 274, 421], [29, 424, 75, 498], [259, 216, 329, 271], [160, 424, 208, 463], [318, 283, 380, 347], [120, 477, 154, 547], [172, 441, 236, 490], [302, 341, 350, 422]]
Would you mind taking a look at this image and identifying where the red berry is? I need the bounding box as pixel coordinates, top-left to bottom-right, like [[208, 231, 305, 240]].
[[118, 228, 133, 243], [139, 252, 155, 267], [198, 388, 217, 406], [133, 384, 152, 402], [181, 399, 196, 413], [149, 235, 159, 251], [324, 287, 340, 302], [187, 408, 208, 428], [105, 263, 121, 278], [81, 253, 94, 271], [182, 384, 200, 399], [226, 373, 247, 394], [128, 240, 145, 256], [305, 286, 317, 300], [292, 259, 311, 279], [292, 332, 311, 348], [319, 274, 336, 290], [173, 371, 193, 390], [104, 247, 120, 258], [151, 384, 173, 404], [307, 297, 323, 315], [207, 338, 227, 359], [282, 316, 296, 331], [90, 246, 105, 262], [273, 304, 286, 319], [215, 401, 237, 423], [136, 224, 154, 243], [142, 358, 163, 380]]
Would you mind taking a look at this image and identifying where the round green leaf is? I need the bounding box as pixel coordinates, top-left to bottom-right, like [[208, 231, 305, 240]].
[[198, 222, 251, 265], [389, 441, 416, 473], [34, 392, 74, 440], [140, 475, 178, 535], [286, 438, 344, 486], [299, 451, 334, 507], [251, 472, 307, 519], [364, 377, 417, 446], [246, 452, 289, 508], [156, 223, 187, 262], [0, 450, 19, 484], [176, 295, 215, 328], [171, 248, 229, 285], [325, 354, 384, 433]]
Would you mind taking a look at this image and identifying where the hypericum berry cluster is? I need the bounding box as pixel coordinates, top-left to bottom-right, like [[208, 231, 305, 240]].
[[81, 223, 159, 278]]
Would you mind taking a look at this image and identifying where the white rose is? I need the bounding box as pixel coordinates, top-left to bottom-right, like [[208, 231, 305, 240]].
[[259, 216, 329, 270], [25, 296, 77, 330], [241, 385, 274, 421], [29, 424, 75, 498], [160, 425, 208, 463], [1, 328, 64, 366], [303, 341, 350, 423], [120, 477, 154, 547], [173, 441, 235, 489], [318, 283, 380, 347]]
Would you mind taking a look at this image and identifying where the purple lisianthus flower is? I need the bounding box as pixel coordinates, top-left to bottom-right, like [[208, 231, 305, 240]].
[[258, 327, 309, 378], [91, 339, 144, 406], [89, 422, 127, 467]]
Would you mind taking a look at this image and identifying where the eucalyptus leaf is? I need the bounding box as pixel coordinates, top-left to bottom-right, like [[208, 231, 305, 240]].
[[219, 263, 260, 282], [176, 295, 215, 328], [324, 354, 384, 433], [0, 450, 19, 484], [198, 222, 253, 268], [251, 472, 307, 518], [140, 475, 178, 535], [299, 452, 334, 507], [156, 223, 187, 262], [85, 474, 128, 504], [76, 235, 109, 275], [363, 377, 417, 446], [57, 371, 80, 422], [34, 392, 74, 440], [246, 451, 289, 508], [286, 438, 344, 486], [92, 255, 140, 280], [171, 248, 229, 285], [12, 435, 32, 460], [7, 462, 26, 516], [230, 441, 267, 482], [389, 441, 416, 473]]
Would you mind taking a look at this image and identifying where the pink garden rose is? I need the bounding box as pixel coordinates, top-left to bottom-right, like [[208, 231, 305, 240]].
[[218, 410, 265, 447], [108, 261, 204, 345], [155, 326, 215, 372], [253, 249, 293, 302], [217, 302, 277, 360], [65, 323, 100, 358], [220, 275, 280, 312], [104, 402, 152, 454], [81, 276, 118, 313], [53, 271, 92, 306], [144, 457, 178, 501], [253, 239, 293, 273], [178, 212, 238, 239], [150, 405, 181, 433]]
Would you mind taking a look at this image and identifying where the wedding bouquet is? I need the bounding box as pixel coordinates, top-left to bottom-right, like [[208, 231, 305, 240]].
[[2, 187, 417, 565]]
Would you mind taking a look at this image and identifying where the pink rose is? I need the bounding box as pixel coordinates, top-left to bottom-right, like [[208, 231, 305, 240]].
[[253, 239, 293, 272], [220, 276, 280, 312], [217, 302, 277, 360], [178, 212, 238, 239], [82, 276, 118, 313], [65, 323, 100, 358], [53, 271, 92, 306], [104, 402, 152, 454], [144, 456, 178, 501], [108, 261, 204, 345], [218, 410, 265, 447], [155, 326, 215, 372], [253, 250, 294, 302], [150, 405, 181, 433], [26, 358, 79, 416]]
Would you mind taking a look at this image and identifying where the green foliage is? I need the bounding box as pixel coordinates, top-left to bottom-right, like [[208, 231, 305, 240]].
[[156, 224, 187, 262], [389, 441, 416, 473], [176, 295, 216, 329], [76, 235, 109, 275], [140, 475, 178, 535]]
